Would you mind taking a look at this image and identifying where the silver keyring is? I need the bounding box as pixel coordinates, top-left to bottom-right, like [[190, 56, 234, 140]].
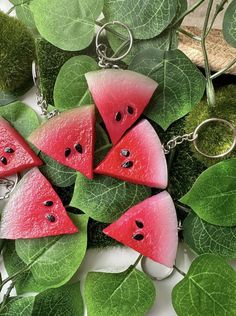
[[0, 173, 18, 201], [95, 21, 133, 62], [193, 118, 236, 159]]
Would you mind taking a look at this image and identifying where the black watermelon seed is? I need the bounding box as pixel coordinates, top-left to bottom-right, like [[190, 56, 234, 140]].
[[47, 214, 56, 222], [115, 112, 122, 122], [44, 200, 54, 207], [135, 220, 144, 228], [0, 156, 7, 165], [64, 148, 71, 157], [122, 161, 133, 168], [133, 233, 144, 241], [4, 147, 14, 153], [121, 149, 130, 157], [127, 106, 134, 114], [75, 143, 83, 154]]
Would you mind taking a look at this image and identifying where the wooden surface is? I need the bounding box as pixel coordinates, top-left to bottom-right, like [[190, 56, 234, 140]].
[[183, 0, 229, 29]]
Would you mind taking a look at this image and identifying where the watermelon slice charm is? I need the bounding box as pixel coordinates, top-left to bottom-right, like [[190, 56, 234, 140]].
[[103, 191, 178, 268], [28, 106, 95, 179], [95, 119, 168, 188], [0, 168, 78, 239], [85, 69, 158, 144], [0, 117, 42, 177]]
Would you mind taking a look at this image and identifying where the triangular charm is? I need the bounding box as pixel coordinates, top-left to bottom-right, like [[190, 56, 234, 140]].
[[0, 117, 42, 177], [85, 69, 158, 144], [28, 106, 95, 179], [0, 168, 78, 239], [103, 191, 178, 268], [95, 119, 168, 188]]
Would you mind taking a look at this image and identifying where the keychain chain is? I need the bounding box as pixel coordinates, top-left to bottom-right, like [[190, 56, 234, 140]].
[[96, 21, 133, 69], [32, 61, 59, 119], [0, 178, 15, 201], [96, 44, 120, 69], [163, 132, 197, 154], [163, 118, 236, 158]]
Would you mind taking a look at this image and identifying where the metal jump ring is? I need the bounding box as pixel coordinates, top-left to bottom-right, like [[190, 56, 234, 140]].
[[95, 21, 133, 62], [193, 118, 236, 159], [0, 173, 18, 200]]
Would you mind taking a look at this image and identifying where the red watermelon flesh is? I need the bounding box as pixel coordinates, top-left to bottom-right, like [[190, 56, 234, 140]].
[[103, 191, 178, 268], [95, 119, 168, 188], [85, 69, 158, 144], [0, 117, 42, 177], [0, 168, 78, 239], [28, 105, 95, 179]]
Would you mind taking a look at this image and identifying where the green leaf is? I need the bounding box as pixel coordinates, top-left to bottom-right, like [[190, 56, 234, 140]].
[[39, 153, 77, 188], [0, 91, 18, 106], [0, 101, 40, 138], [30, 0, 104, 51], [54, 56, 99, 110], [94, 144, 111, 166], [172, 254, 236, 316], [85, 266, 156, 316], [95, 124, 110, 150], [15, 4, 37, 32], [129, 48, 206, 130], [9, 0, 37, 31], [9, 0, 28, 3], [0, 297, 35, 316], [32, 282, 84, 316], [94, 123, 111, 165], [4, 215, 88, 293], [170, 0, 188, 28], [107, 28, 178, 65], [183, 213, 236, 259], [223, 0, 236, 48], [180, 159, 236, 227], [70, 172, 151, 223], [106, 0, 187, 65], [3, 241, 40, 294], [103, 0, 178, 39]]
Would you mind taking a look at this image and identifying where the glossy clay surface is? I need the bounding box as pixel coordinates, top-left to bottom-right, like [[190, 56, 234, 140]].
[[104, 191, 178, 268], [95, 119, 168, 188], [28, 106, 95, 179], [0, 117, 42, 177], [86, 69, 158, 144], [0, 168, 78, 239]]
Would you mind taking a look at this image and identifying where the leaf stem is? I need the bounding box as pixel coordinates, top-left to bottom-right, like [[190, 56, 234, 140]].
[[167, 148, 176, 171], [177, 28, 201, 41], [205, 0, 228, 37], [6, 6, 15, 15], [171, 0, 206, 29], [173, 265, 186, 277], [111, 39, 130, 59], [0, 236, 61, 291], [94, 144, 111, 154], [0, 265, 29, 291], [174, 201, 191, 213], [95, 20, 128, 42], [211, 58, 236, 79], [6, 1, 30, 15], [133, 254, 143, 268], [167, 29, 175, 51], [201, 0, 215, 107], [0, 240, 5, 254], [0, 282, 15, 311]]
